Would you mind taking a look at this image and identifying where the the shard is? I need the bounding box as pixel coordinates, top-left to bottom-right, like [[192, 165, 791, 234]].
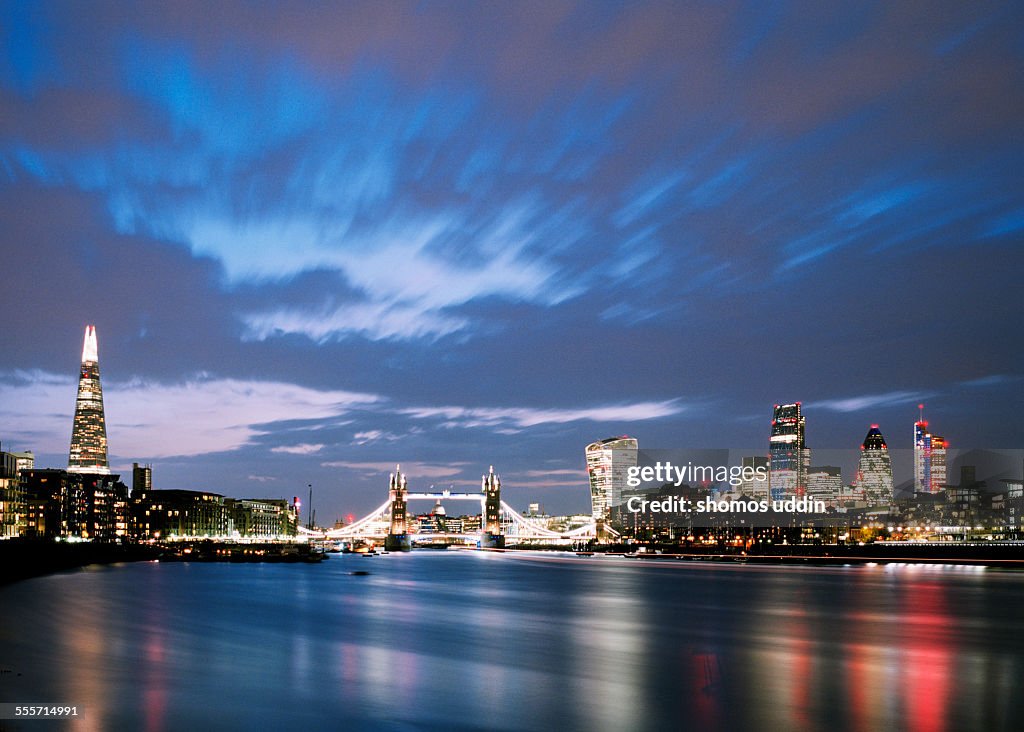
[[68, 325, 110, 474]]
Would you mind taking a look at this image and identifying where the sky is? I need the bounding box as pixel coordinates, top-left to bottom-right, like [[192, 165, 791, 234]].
[[1, 1, 1022, 522]]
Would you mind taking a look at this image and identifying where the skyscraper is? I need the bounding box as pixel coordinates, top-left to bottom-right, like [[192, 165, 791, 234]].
[[68, 325, 110, 475], [586, 436, 637, 536], [769, 403, 809, 501], [857, 425, 894, 504], [914, 405, 946, 494]]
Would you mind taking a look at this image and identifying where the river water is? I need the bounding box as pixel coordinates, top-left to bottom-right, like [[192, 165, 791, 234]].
[[1, 551, 1022, 731]]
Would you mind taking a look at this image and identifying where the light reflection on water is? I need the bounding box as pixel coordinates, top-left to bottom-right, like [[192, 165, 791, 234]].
[[1, 553, 1023, 731]]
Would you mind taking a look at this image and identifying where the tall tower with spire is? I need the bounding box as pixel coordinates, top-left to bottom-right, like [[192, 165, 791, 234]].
[[914, 405, 946, 494], [68, 325, 110, 475], [480, 465, 504, 548], [385, 465, 411, 551]]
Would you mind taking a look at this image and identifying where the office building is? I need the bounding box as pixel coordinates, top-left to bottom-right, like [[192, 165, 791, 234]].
[[586, 436, 638, 535], [806, 466, 842, 502], [769, 403, 809, 500], [857, 425, 895, 505], [914, 406, 947, 494]]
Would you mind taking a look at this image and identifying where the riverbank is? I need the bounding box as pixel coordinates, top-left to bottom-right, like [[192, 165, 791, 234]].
[[572, 542, 1024, 567], [0, 539, 161, 585], [0, 539, 331, 585]]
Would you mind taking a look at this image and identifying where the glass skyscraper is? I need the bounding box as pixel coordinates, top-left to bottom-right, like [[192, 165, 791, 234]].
[[769, 403, 809, 501], [914, 406, 946, 494], [68, 325, 110, 475], [586, 436, 637, 535], [857, 424, 894, 505]]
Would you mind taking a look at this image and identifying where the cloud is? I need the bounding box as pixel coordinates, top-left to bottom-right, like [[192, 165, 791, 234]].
[[351, 430, 402, 446], [243, 300, 470, 343], [236, 202, 578, 342], [806, 390, 934, 413], [400, 400, 685, 429], [959, 374, 1020, 389], [270, 443, 325, 455], [0, 370, 380, 460], [320, 461, 468, 481], [504, 478, 586, 490]]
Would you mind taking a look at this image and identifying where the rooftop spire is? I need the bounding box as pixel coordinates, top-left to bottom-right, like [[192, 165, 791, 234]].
[[82, 325, 99, 363]]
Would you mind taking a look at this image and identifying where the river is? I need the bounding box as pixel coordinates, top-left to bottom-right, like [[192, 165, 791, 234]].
[[1, 551, 1022, 731]]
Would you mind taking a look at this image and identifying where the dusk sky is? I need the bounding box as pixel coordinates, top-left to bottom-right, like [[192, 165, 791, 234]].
[[1, 1, 1022, 521]]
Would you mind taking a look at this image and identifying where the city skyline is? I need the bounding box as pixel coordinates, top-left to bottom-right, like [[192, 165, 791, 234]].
[[1, 3, 1022, 520], [1, 321, 1015, 521]]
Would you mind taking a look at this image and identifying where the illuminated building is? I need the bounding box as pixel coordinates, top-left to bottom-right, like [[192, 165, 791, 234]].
[[68, 325, 110, 475], [130, 489, 230, 539], [385, 465, 411, 551], [227, 498, 299, 537], [586, 436, 638, 537], [19, 468, 125, 541], [481, 465, 503, 548], [806, 466, 842, 502], [769, 403, 809, 501], [857, 425, 894, 505], [78, 472, 129, 541], [914, 405, 947, 494], [1002, 478, 1024, 537], [0, 444, 25, 538]]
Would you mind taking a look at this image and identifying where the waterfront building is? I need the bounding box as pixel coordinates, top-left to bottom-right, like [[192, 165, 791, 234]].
[[0, 444, 25, 538], [68, 325, 110, 475], [586, 436, 638, 537], [130, 489, 231, 539], [769, 403, 809, 500], [227, 498, 299, 538], [78, 472, 129, 541], [946, 466, 984, 528], [914, 406, 947, 494], [21, 469, 85, 539], [20, 468, 128, 541], [856, 425, 894, 505], [1002, 478, 1023, 537]]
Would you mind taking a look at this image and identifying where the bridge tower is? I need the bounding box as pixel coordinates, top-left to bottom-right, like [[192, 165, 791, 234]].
[[385, 465, 411, 551], [480, 465, 504, 548]]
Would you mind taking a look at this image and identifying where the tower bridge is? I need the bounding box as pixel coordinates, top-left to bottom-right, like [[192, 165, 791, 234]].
[[308, 465, 603, 549]]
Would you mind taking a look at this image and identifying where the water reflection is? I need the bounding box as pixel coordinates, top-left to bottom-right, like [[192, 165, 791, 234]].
[[0, 555, 1022, 730]]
